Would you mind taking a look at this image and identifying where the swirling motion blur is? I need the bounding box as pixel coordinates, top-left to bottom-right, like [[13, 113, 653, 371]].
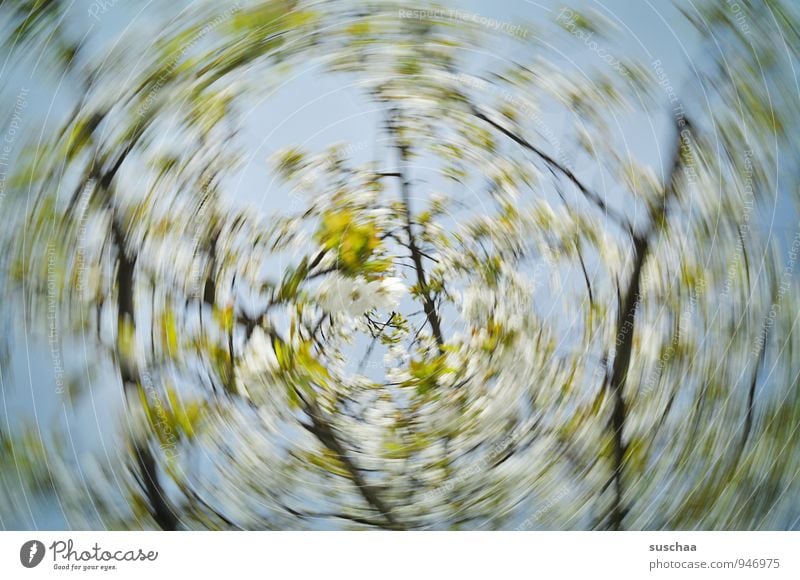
[[1, 0, 799, 530]]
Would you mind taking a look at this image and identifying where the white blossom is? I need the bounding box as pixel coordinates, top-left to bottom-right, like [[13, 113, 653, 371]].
[[239, 327, 279, 377]]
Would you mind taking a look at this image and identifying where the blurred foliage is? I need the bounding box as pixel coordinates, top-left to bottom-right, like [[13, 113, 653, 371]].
[[1, 0, 799, 530]]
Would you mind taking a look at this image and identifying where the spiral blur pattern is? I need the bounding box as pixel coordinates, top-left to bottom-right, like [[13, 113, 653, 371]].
[[1, 0, 799, 530]]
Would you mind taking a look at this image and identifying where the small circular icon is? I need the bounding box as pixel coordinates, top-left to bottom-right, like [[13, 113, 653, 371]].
[[20, 540, 45, 568]]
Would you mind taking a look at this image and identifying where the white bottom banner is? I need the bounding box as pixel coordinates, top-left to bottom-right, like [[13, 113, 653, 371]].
[[1, 532, 797, 579]]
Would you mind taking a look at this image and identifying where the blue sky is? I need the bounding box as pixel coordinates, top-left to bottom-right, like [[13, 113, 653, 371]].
[[1, 0, 796, 529]]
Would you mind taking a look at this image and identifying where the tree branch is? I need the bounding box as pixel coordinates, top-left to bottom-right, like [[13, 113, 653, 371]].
[[605, 115, 691, 530], [299, 394, 403, 529], [390, 117, 445, 351], [470, 106, 630, 230], [102, 171, 180, 530]]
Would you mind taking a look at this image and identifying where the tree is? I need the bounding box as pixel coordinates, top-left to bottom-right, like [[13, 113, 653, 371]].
[[1, 0, 799, 530]]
